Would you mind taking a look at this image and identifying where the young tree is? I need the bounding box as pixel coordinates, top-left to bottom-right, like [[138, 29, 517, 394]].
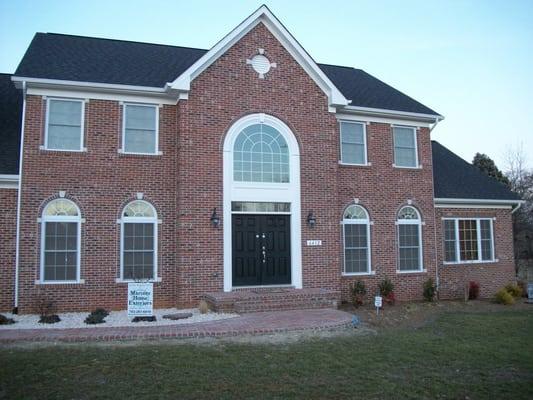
[[472, 152, 510, 186]]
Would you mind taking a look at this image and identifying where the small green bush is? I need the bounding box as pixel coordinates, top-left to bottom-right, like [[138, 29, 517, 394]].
[[378, 278, 394, 297], [504, 284, 523, 298], [350, 280, 367, 307], [0, 314, 16, 325], [92, 308, 110, 318], [494, 288, 515, 305], [84, 308, 110, 324], [423, 278, 436, 302]]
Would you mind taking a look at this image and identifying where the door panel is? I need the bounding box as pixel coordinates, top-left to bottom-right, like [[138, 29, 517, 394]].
[[232, 214, 291, 286]]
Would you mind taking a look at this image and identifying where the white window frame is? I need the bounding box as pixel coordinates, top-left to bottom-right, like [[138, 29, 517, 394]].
[[39, 199, 82, 284], [443, 218, 496, 264], [118, 200, 160, 282], [392, 125, 419, 169], [120, 103, 160, 156], [339, 120, 368, 166], [341, 205, 373, 276], [396, 206, 424, 273], [44, 98, 85, 152]]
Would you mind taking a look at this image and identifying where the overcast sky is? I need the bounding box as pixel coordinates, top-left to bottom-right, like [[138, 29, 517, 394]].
[[1, 0, 531, 169]]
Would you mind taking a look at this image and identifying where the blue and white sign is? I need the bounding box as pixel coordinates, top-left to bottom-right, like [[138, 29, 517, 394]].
[[127, 282, 154, 317], [374, 296, 382, 308], [528, 283, 533, 301]]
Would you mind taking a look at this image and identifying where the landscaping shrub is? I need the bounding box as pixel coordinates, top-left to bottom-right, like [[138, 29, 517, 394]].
[[468, 281, 480, 300], [423, 278, 436, 302], [0, 314, 16, 325], [36, 296, 61, 324], [198, 300, 210, 314], [84, 308, 110, 325], [379, 278, 395, 305], [494, 288, 515, 305], [349, 280, 366, 307], [504, 284, 523, 298]]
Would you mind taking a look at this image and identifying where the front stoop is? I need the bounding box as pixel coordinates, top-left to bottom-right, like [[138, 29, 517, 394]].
[[202, 288, 341, 313]]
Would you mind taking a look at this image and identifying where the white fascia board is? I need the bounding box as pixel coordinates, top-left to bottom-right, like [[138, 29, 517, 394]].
[[12, 76, 179, 104], [340, 105, 443, 123], [0, 174, 19, 189], [434, 198, 524, 206], [166, 5, 349, 109]]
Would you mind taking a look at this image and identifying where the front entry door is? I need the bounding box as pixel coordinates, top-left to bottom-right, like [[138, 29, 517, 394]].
[[232, 214, 291, 286]]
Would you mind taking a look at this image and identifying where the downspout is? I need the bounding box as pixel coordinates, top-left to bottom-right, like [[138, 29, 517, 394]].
[[511, 201, 523, 214], [13, 80, 26, 314], [429, 116, 441, 295]]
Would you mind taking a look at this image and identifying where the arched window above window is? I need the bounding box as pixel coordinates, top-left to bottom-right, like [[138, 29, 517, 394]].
[[343, 204, 369, 221], [40, 199, 81, 283], [43, 199, 79, 217], [398, 206, 420, 221], [123, 200, 156, 218], [233, 123, 290, 183], [397, 206, 423, 272]]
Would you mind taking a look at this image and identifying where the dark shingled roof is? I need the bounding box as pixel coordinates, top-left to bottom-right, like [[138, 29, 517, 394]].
[[432, 141, 520, 201], [14, 33, 440, 116], [0, 73, 22, 175]]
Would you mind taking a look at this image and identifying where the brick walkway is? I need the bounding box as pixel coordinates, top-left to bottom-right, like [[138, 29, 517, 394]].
[[0, 309, 353, 343]]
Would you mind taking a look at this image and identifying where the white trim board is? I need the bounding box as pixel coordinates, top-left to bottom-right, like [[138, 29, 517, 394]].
[[166, 5, 348, 111], [0, 174, 19, 189], [434, 198, 523, 207]]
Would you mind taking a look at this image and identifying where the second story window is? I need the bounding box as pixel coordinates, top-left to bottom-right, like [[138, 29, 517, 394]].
[[45, 99, 84, 151], [340, 121, 367, 165], [393, 126, 418, 168], [122, 104, 158, 154]]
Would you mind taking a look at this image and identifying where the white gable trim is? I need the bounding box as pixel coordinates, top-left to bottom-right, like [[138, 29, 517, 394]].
[[166, 5, 349, 111]]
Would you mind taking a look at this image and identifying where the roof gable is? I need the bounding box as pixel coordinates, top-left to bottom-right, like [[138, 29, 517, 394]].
[[167, 5, 349, 109]]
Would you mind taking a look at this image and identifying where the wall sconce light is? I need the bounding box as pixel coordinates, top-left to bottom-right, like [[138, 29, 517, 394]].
[[210, 208, 220, 227], [307, 211, 316, 228]]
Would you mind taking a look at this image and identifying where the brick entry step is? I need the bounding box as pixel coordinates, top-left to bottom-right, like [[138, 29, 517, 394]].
[[202, 288, 340, 313]]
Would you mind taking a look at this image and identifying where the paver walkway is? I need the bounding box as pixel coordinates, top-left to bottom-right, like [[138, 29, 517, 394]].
[[0, 309, 353, 343]]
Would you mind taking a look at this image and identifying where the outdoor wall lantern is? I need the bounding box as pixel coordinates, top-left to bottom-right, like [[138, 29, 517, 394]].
[[307, 211, 316, 228], [210, 208, 220, 227]]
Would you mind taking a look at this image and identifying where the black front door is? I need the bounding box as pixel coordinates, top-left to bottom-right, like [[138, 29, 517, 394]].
[[232, 214, 291, 286]]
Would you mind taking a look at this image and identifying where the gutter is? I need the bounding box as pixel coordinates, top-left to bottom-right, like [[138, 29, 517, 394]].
[[512, 202, 523, 214], [434, 198, 524, 206], [341, 105, 443, 123], [13, 80, 26, 314]]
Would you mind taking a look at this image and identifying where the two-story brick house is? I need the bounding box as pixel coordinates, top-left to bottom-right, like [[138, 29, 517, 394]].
[[0, 6, 522, 313]]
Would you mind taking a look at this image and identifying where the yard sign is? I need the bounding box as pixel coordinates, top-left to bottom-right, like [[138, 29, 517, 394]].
[[127, 282, 154, 317]]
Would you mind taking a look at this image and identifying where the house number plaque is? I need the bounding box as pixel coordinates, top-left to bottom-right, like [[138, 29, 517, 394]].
[[306, 240, 322, 246]]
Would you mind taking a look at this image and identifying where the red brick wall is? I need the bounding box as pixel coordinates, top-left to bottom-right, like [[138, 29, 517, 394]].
[[436, 207, 515, 299], [17, 97, 178, 312], [0, 188, 17, 312]]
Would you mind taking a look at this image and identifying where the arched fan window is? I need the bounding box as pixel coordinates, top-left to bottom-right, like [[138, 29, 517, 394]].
[[397, 206, 423, 272], [342, 204, 371, 274]]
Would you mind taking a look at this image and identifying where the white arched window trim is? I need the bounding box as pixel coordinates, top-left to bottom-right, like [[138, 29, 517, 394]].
[[396, 206, 425, 273], [117, 200, 162, 283], [38, 199, 83, 284], [341, 204, 374, 276]]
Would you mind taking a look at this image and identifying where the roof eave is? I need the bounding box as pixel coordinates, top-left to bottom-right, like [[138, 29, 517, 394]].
[[434, 197, 523, 206], [340, 104, 443, 123]]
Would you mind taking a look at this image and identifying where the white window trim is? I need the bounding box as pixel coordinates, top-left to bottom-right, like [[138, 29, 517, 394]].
[[119, 200, 160, 282], [442, 218, 496, 264], [339, 120, 369, 166], [39, 200, 82, 284], [120, 103, 160, 156], [341, 206, 372, 276], [396, 207, 424, 272], [44, 98, 85, 152], [392, 125, 420, 169]]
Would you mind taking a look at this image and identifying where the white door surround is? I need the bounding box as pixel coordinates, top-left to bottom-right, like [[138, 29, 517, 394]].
[[222, 113, 302, 292]]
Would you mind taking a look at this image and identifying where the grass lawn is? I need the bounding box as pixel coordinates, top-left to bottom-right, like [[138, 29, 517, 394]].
[[1, 307, 532, 399]]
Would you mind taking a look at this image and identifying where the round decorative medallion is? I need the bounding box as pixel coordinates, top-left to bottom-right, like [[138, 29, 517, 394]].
[[246, 48, 277, 79]]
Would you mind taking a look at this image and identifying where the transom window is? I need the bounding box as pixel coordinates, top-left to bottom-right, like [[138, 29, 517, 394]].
[[393, 126, 418, 168], [40, 199, 81, 282], [444, 218, 494, 263], [397, 206, 423, 272], [233, 123, 289, 183], [342, 205, 371, 274], [122, 104, 159, 154], [45, 98, 84, 151], [340, 121, 367, 165], [120, 200, 158, 281]]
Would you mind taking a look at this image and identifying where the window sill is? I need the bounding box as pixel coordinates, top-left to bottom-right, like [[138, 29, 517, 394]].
[[35, 279, 85, 285], [39, 146, 87, 153], [392, 164, 422, 170], [338, 161, 372, 168], [115, 277, 162, 283], [118, 149, 163, 156], [342, 270, 376, 277], [396, 269, 427, 274], [443, 259, 498, 266]]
